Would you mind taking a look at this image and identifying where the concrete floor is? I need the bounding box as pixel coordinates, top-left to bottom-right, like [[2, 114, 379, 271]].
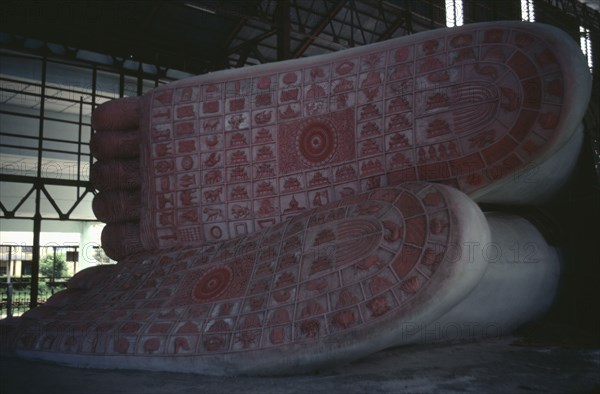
[[1, 336, 598, 394]]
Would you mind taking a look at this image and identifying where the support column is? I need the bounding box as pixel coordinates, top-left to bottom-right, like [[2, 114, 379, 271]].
[[276, 0, 291, 61], [7, 246, 13, 318], [30, 214, 41, 309], [30, 55, 47, 310]]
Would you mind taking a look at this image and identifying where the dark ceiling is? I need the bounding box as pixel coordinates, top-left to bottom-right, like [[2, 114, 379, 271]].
[[1, 0, 599, 77]]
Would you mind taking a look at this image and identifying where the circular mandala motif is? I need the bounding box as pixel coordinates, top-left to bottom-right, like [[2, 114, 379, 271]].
[[210, 225, 223, 239], [297, 119, 337, 166], [193, 266, 232, 301]]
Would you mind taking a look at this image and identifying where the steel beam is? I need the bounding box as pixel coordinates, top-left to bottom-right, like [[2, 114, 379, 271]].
[[378, 10, 411, 41], [276, 0, 292, 60], [292, 0, 347, 58], [539, 0, 600, 30]]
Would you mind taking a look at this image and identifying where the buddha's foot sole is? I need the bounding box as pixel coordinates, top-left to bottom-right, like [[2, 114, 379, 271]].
[[1, 183, 490, 375], [90, 21, 591, 258]]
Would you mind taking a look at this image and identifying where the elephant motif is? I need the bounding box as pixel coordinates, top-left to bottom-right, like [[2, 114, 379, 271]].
[[203, 188, 222, 203], [204, 169, 222, 185], [231, 204, 251, 219], [203, 207, 223, 222]]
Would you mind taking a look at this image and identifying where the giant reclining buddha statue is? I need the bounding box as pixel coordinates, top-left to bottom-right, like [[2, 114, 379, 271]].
[[0, 21, 591, 375]]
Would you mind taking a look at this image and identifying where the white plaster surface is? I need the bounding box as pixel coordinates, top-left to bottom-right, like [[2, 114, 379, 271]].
[[476, 124, 585, 204], [411, 212, 561, 344]]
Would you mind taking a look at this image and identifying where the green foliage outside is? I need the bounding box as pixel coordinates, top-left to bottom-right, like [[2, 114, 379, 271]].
[[1, 253, 71, 317], [40, 253, 68, 278]]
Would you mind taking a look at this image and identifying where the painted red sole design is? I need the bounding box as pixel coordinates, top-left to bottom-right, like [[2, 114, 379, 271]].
[[7, 183, 489, 375], [127, 21, 589, 251]]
